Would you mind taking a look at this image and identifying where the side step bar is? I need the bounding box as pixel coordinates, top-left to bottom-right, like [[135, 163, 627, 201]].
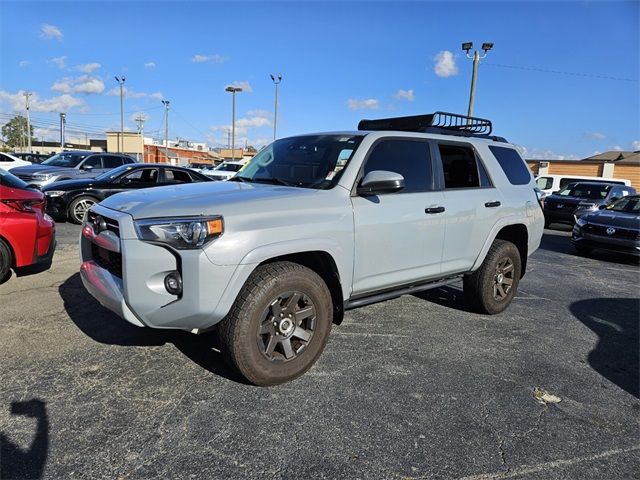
[[344, 275, 464, 310]]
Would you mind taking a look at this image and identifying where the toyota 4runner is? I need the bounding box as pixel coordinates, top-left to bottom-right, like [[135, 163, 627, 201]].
[[80, 112, 544, 385]]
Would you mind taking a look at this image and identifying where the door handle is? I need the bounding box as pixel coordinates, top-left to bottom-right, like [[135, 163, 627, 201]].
[[425, 206, 445, 214], [484, 201, 501, 208]]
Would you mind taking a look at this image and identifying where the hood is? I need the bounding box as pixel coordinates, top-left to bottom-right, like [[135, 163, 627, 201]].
[[42, 177, 95, 191], [99, 180, 318, 220], [9, 165, 73, 175], [582, 209, 640, 230]]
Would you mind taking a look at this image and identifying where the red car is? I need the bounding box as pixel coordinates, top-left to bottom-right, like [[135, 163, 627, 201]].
[[0, 168, 56, 283]]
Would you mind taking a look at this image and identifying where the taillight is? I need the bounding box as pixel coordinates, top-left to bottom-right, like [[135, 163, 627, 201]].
[[1, 199, 44, 213]]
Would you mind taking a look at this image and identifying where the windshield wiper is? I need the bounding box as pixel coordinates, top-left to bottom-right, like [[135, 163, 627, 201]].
[[228, 176, 251, 183], [250, 177, 295, 187]]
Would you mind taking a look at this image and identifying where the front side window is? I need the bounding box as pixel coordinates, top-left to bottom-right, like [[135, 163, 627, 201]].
[[489, 146, 532, 185], [216, 163, 243, 172], [362, 139, 432, 193], [121, 168, 159, 184], [42, 152, 88, 167], [82, 156, 103, 169], [235, 134, 364, 189], [439, 144, 492, 189]]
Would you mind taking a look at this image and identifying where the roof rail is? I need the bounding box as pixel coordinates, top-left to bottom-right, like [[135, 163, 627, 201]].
[[357, 111, 507, 142]]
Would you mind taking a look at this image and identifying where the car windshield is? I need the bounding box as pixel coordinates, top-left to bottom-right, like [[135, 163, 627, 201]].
[[42, 152, 89, 167], [96, 164, 137, 181], [216, 163, 243, 172], [557, 183, 611, 199], [233, 134, 364, 189], [608, 196, 640, 213], [0, 168, 29, 189]]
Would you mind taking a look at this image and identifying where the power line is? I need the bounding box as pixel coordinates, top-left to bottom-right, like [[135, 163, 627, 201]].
[[483, 62, 639, 83]]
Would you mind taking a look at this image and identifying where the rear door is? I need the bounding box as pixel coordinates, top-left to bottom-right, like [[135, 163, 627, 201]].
[[351, 138, 445, 294]]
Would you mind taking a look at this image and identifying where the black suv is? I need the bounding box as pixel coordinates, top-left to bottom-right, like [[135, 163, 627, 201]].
[[9, 151, 136, 188]]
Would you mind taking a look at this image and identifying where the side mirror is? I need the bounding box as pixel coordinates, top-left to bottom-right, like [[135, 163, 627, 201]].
[[609, 196, 619, 203], [598, 204, 607, 210], [357, 170, 405, 196], [81, 164, 94, 171], [121, 177, 132, 185]]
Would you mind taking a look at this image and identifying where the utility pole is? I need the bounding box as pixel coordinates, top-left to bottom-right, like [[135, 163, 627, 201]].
[[135, 114, 145, 162], [24, 92, 32, 153], [225, 86, 242, 160], [114, 76, 126, 152], [462, 42, 493, 119], [226, 128, 231, 149], [270, 74, 282, 141], [161, 100, 170, 162], [59, 113, 66, 149]]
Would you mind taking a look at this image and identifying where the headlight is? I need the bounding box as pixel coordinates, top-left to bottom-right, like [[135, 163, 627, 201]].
[[44, 190, 65, 197], [33, 173, 54, 181], [134, 216, 224, 249], [576, 217, 587, 227]]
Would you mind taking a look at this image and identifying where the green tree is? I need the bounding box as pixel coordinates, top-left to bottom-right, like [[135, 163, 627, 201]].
[[1, 115, 35, 148]]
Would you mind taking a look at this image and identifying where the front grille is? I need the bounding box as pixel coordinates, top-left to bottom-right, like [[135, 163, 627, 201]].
[[584, 223, 640, 241], [86, 210, 120, 236], [91, 243, 122, 277], [16, 175, 33, 181]]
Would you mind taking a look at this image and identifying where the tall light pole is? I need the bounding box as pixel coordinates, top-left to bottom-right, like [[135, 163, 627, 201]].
[[59, 112, 66, 149], [24, 92, 32, 153], [135, 114, 145, 162], [462, 42, 493, 118], [225, 86, 242, 160], [161, 100, 170, 162], [270, 74, 282, 141], [114, 76, 126, 152]]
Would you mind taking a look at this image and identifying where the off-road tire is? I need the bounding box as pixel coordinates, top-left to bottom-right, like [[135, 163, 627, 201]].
[[0, 238, 13, 284], [217, 261, 333, 386], [463, 239, 522, 315], [68, 196, 98, 224]]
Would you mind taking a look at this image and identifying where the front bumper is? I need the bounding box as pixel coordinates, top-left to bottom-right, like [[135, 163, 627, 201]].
[[79, 205, 241, 330], [572, 225, 640, 256]]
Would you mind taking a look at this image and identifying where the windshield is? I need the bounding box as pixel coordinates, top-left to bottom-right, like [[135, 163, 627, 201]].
[[42, 152, 89, 167], [216, 163, 243, 172], [608, 196, 640, 213], [96, 164, 136, 181], [0, 168, 29, 189], [234, 134, 364, 189], [557, 183, 610, 199]]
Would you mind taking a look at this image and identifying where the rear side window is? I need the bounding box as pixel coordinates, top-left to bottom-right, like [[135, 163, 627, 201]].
[[164, 169, 193, 183], [362, 139, 432, 193], [489, 146, 531, 185], [103, 156, 124, 168], [439, 144, 492, 189]]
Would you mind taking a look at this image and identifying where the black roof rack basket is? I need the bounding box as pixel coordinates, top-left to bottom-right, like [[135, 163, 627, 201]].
[[358, 111, 493, 136]]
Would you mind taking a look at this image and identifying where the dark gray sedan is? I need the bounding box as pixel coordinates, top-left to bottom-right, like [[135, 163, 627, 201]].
[[572, 195, 640, 257]]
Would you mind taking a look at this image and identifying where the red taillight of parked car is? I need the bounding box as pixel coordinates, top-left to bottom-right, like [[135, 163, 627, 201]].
[[1, 198, 45, 213]]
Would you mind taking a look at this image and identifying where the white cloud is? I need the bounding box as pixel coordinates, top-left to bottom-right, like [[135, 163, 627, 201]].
[[632, 140, 640, 150], [144, 62, 156, 69], [609, 145, 623, 151], [226, 81, 253, 93], [192, 54, 227, 64], [19, 60, 29, 68], [0, 90, 85, 113], [210, 111, 271, 136], [40, 24, 63, 40], [76, 62, 101, 73], [51, 75, 104, 94], [105, 87, 163, 100], [585, 131, 606, 140], [393, 89, 414, 101], [347, 98, 379, 110], [247, 109, 271, 118], [433, 50, 458, 78], [48, 56, 67, 69], [517, 145, 580, 160]]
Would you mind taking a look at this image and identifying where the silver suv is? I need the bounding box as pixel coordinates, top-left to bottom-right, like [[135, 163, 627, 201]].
[[80, 112, 544, 385]]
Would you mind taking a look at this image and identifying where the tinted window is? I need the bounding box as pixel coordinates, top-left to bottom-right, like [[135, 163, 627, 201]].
[[439, 144, 491, 189], [42, 152, 88, 167], [362, 139, 432, 193], [103, 156, 123, 168], [536, 177, 553, 190], [0, 153, 15, 163], [558, 183, 611, 199], [609, 196, 640, 213], [489, 146, 531, 185], [121, 168, 158, 184], [82, 156, 102, 168], [0, 168, 29, 189], [164, 169, 192, 183]]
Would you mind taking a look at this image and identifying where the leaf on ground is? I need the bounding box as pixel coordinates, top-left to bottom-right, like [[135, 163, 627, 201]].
[[533, 387, 562, 404]]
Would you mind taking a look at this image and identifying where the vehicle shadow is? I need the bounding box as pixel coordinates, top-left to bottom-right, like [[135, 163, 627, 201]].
[[539, 229, 640, 266], [570, 298, 639, 398], [412, 284, 474, 313], [0, 399, 49, 480], [58, 273, 248, 384]]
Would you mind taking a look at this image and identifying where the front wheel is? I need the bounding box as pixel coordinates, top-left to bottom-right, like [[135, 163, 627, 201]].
[[217, 261, 333, 386], [463, 239, 522, 315], [0, 238, 12, 284], [68, 196, 98, 224]]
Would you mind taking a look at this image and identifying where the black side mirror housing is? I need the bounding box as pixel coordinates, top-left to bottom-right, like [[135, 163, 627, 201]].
[[357, 170, 405, 196]]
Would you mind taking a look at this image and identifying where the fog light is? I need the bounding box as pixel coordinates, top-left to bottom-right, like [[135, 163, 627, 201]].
[[164, 271, 182, 295]]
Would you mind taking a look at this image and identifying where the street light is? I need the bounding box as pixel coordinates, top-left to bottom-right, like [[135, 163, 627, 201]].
[[114, 76, 126, 152], [225, 86, 242, 160], [461, 41, 494, 118], [161, 100, 170, 162], [270, 74, 282, 141], [24, 92, 32, 153]]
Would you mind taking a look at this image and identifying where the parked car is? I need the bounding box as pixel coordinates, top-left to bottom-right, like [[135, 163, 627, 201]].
[[42, 163, 211, 224], [9, 152, 53, 164], [79, 111, 544, 386], [10, 151, 136, 189], [203, 161, 246, 181], [535, 174, 631, 197], [0, 168, 56, 283], [0, 152, 32, 170], [543, 182, 636, 227], [572, 195, 640, 257]]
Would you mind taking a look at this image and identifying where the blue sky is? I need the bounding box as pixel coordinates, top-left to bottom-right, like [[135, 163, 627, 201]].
[[1, 0, 638, 158]]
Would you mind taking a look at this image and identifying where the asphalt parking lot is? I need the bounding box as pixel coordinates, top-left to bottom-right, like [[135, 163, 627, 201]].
[[1, 222, 638, 479]]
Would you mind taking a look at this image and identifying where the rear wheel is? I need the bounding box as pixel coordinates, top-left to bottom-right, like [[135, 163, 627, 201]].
[[0, 238, 13, 284], [68, 196, 98, 224], [463, 239, 522, 315], [217, 261, 333, 386]]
